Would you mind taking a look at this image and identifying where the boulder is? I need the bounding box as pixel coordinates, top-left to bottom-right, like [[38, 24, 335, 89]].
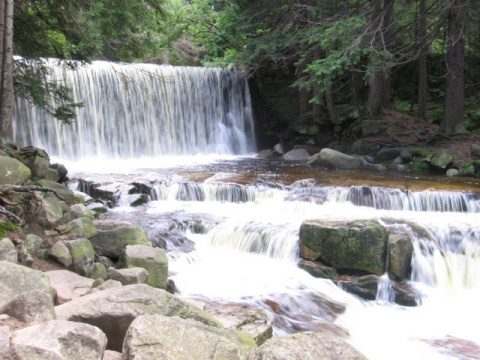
[[0, 261, 55, 322], [430, 152, 454, 171], [90, 262, 108, 280], [8, 320, 107, 360], [388, 233, 413, 281], [46, 270, 94, 304], [0, 238, 17, 263], [123, 315, 256, 360], [65, 238, 96, 277], [69, 204, 95, 220], [299, 219, 388, 275], [337, 275, 379, 301], [46, 241, 73, 268], [90, 220, 150, 259], [36, 179, 75, 205], [57, 217, 98, 239], [24, 234, 46, 254], [373, 147, 405, 163], [107, 267, 148, 285], [297, 259, 338, 280], [283, 148, 310, 161], [0, 325, 9, 353], [16, 146, 51, 179], [55, 284, 222, 351], [256, 149, 273, 159], [116, 245, 168, 289], [0, 156, 31, 185], [308, 149, 362, 170], [37, 196, 64, 228], [250, 331, 367, 360]]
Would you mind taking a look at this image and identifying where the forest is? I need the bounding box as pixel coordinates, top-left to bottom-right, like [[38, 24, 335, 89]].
[[0, 0, 479, 147]]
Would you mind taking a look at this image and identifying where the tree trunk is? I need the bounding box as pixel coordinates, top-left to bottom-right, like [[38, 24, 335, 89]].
[[325, 88, 340, 125], [417, 0, 428, 120], [0, 0, 14, 144], [380, 0, 395, 106], [367, 0, 384, 116], [441, 0, 466, 133]]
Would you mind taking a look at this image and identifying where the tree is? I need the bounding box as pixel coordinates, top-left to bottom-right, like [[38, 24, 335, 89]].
[[0, 0, 13, 145], [0, 0, 166, 144], [441, 0, 466, 133], [416, 0, 428, 120]]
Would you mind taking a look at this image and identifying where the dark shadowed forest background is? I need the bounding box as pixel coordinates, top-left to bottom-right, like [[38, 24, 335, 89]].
[[0, 0, 479, 152]]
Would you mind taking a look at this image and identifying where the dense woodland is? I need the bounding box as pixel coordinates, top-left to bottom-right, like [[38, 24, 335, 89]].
[[0, 0, 479, 146]]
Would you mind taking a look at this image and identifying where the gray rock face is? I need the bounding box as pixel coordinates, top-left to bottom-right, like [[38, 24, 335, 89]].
[[58, 217, 98, 239], [46, 270, 94, 304], [36, 180, 76, 205], [299, 219, 389, 275], [116, 245, 168, 289], [8, 320, 107, 360], [90, 220, 150, 259], [55, 284, 222, 351], [0, 261, 55, 322], [308, 148, 362, 170], [37, 196, 64, 228], [65, 238, 96, 277], [46, 241, 73, 269], [283, 148, 310, 161], [69, 204, 95, 220], [0, 156, 31, 185], [0, 238, 17, 263], [16, 146, 51, 179], [123, 315, 257, 360], [250, 331, 368, 360], [388, 233, 413, 281], [107, 267, 148, 285]]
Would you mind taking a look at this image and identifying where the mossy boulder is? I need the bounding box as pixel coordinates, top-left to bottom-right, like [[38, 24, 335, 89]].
[[65, 238, 96, 277], [0, 156, 31, 185], [123, 315, 257, 360], [16, 146, 51, 178], [58, 217, 98, 239], [90, 220, 150, 260], [116, 245, 168, 290], [36, 179, 75, 205], [299, 219, 388, 275], [37, 196, 64, 227]]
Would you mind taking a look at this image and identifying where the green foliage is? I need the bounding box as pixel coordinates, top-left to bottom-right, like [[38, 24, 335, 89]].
[[14, 58, 84, 124], [0, 221, 17, 238]]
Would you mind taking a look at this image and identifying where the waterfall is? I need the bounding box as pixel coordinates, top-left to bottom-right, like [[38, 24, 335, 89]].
[[13, 60, 256, 159]]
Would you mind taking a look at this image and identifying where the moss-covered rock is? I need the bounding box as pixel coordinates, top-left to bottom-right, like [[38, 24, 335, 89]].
[[116, 245, 168, 290], [16, 146, 51, 179], [299, 219, 388, 275], [0, 156, 31, 185], [36, 179, 75, 205], [90, 220, 150, 260], [37, 196, 64, 228], [65, 238, 96, 277]]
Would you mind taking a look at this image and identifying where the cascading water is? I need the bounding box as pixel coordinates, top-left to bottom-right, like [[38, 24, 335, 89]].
[[14, 59, 255, 159], [14, 60, 480, 359]]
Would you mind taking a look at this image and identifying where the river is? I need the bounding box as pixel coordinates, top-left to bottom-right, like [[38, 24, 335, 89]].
[[13, 59, 480, 359]]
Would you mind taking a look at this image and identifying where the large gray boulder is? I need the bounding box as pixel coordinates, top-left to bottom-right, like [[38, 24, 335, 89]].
[[0, 238, 17, 263], [16, 146, 51, 179], [37, 196, 64, 227], [0, 261, 55, 322], [116, 245, 168, 290], [250, 331, 368, 360], [55, 284, 222, 351], [65, 238, 96, 277], [36, 179, 75, 205], [299, 219, 389, 275], [123, 315, 257, 360], [283, 148, 310, 161], [307, 148, 362, 170], [7, 320, 107, 360], [45, 241, 73, 269], [57, 217, 98, 239], [107, 267, 148, 285], [0, 156, 31, 185], [388, 232, 413, 281], [46, 270, 94, 304], [90, 220, 150, 259]]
